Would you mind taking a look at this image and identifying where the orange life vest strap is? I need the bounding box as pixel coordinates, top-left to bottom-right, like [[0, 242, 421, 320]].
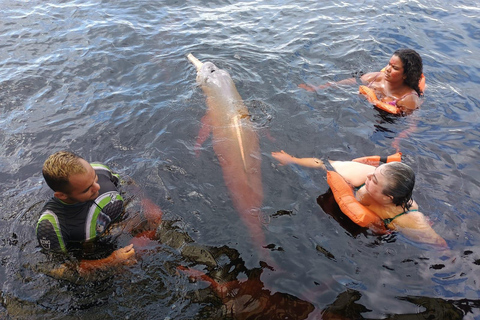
[[352, 152, 402, 167], [418, 74, 426, 94]]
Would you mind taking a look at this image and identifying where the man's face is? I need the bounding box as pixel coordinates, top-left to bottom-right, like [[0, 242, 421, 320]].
[[60, 159, 100, 204]]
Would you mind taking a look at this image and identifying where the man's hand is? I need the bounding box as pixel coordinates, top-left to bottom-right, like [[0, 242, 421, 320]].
[[77, 244, 137, 276], [112, 244, 137, 266]]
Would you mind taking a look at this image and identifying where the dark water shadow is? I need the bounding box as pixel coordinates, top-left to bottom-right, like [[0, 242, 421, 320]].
[[316, 189, 368, 238], [321, 289, 469, 320]]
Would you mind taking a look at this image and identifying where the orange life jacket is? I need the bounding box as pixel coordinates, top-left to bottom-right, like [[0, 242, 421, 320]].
[[359, 72, 426, 114], [326, 153, 401, 230]]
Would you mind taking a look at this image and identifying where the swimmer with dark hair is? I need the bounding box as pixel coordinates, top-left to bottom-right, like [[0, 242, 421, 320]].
[[300, 48, 424, 114], [271, 150, 447, 249]]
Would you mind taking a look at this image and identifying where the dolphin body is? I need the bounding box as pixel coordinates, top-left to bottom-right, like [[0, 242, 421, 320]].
[[187, 54, 266, 256]]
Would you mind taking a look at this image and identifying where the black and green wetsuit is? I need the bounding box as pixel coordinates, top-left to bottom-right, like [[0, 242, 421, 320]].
[[36, 163, 124, 253]]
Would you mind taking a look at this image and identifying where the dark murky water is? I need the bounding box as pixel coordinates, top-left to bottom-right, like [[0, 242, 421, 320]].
[[1, 1, 479, 319]]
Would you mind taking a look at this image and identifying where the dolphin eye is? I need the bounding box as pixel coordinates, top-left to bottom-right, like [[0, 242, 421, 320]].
[[211, 69, 215, 73]]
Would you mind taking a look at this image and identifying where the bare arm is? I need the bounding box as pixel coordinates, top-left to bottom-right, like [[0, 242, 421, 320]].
[[298, 78, 357, 92], [271, 150, 326, 169], [360, 71, 381, 84], [49, 244, 137, 280], [394, 211, 448, 249], [396, 93, 420, 112], [77, 244, 136, 275], [298, 71, 380, 92], [328, 161, 376, 187], [271, 150, 375, 186]]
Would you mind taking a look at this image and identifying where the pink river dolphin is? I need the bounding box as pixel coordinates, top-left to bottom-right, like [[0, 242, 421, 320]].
[[187, 53, 268, 261]]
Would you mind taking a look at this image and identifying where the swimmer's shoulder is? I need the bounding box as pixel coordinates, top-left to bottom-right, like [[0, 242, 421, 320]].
[[396, 90, 420, 111], [360, 71, 383, 84], [394, 208, 428, 230]]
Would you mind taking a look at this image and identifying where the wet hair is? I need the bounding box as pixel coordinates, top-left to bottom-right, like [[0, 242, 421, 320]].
[[381, 162, 415, 211], [42, 151, 86, 193], [393, 48, 423, 96]]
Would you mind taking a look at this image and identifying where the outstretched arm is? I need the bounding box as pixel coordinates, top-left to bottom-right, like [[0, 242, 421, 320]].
[[298, 78, 357, 92], [271, 150, 326, 169], [271, 150, 376, 187], [360, 71, 381, 84], [298, 71, 379, 92]]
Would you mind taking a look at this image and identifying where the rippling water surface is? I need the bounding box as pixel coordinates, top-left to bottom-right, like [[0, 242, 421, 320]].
[[1, 0, 480, 319]]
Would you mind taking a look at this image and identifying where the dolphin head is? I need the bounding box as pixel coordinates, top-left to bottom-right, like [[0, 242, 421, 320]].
[[197, 62, 233, 89], [196, 62, 217, 85]]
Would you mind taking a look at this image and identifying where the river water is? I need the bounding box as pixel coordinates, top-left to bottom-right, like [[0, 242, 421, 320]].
[[1, 0, 479, 319]]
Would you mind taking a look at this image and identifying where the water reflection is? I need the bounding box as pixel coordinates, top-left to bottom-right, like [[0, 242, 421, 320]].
[[2, 190, 479, 319], [321, 289, 466, 320], [158, 219, 315, 319], [317, 190, 367, 238]]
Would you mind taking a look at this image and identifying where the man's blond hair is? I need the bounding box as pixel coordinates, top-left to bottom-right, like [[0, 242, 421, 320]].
[[42, 151, 87, 193]]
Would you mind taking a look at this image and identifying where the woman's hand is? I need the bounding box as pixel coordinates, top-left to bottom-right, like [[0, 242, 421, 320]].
[[272, 151, 327, 169], [271, 150, 296, 165]]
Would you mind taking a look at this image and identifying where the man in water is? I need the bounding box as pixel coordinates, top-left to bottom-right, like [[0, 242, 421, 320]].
[[36, 151, 159, 279]]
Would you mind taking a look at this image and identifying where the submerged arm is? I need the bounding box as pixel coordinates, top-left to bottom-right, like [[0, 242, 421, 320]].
[[298, 78, 357, 92], [299, 71, 379, 92], [77, 244, 137, 276], [48, 244, 137, 280], [394, 211, 448, 249]]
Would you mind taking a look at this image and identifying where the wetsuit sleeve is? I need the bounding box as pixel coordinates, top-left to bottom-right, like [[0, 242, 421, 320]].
[[36, 211, 67, 253]]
